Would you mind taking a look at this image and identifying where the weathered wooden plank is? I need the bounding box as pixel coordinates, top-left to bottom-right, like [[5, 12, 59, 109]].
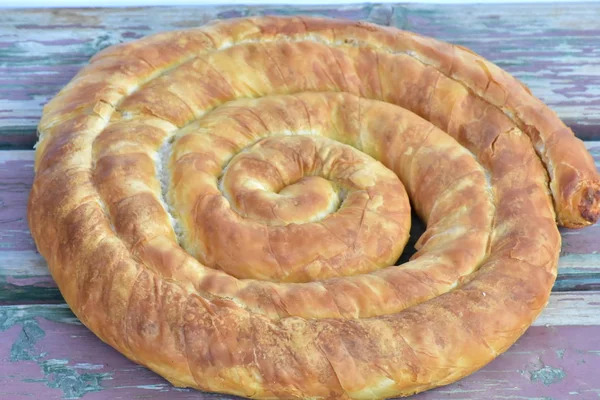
[[0, 4, 391, 149], [537, 291, 600, 327], [0, 150, 34, 252], [396, 2, 600, 142], [0, 295, 599, 399], [1, 3, 600, 148], [1, 143, 599, 303]]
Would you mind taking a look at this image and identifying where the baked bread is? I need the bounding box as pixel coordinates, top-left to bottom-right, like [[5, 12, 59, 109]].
[[28, 16, 600, 399]]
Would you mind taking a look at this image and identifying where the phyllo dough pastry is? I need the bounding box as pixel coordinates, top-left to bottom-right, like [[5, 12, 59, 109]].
[[28, 16, 600, 399]]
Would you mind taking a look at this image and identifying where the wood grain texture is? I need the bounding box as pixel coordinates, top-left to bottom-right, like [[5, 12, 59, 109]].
[[0, 4, 390, 149], [0, 298, 598, 400], [7, 145, 599, 303], [0, 3, 599, 149]]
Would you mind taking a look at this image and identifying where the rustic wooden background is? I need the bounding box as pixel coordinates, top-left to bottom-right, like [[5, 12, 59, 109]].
[[0, 3, 599, 399]]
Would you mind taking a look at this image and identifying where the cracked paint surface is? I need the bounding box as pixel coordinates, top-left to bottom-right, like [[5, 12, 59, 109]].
[[1, 305, 111, 399], [1, 306, 600, 399], [529, 365, 566, 386]]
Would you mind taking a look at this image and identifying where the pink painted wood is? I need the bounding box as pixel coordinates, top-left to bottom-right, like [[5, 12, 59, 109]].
[[0, 304, 598, 399]]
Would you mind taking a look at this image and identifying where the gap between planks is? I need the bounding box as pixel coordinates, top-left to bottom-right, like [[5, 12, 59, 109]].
[[6, 250, 599, 277], [1, 290, 599, 326]]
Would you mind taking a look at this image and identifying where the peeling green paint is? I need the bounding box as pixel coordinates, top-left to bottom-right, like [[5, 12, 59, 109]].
[[39, 359, 111, 399], [0, 304, 80, 331], [10, 319, 45, 362], [2, 305, 111, 399], [530, 365, 566, 386], [556, 349, 565, 360], [91, 33, 121, 53]]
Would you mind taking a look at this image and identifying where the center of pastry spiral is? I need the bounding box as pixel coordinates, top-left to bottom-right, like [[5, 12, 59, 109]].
[[220, 136, 351, 226], [168, 126, 411, 283]]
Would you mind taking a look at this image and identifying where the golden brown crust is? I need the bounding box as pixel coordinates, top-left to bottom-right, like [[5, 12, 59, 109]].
[[28, 16, 598, 399]]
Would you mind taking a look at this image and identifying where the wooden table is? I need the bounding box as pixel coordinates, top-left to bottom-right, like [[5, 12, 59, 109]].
[[1, 3, 599, 399]]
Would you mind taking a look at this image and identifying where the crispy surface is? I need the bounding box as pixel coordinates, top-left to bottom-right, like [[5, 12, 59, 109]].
[[28, 16, 599, 399]]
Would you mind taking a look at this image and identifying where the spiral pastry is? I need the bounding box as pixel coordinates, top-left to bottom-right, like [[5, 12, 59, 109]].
[[28, 16, 600, 399]]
